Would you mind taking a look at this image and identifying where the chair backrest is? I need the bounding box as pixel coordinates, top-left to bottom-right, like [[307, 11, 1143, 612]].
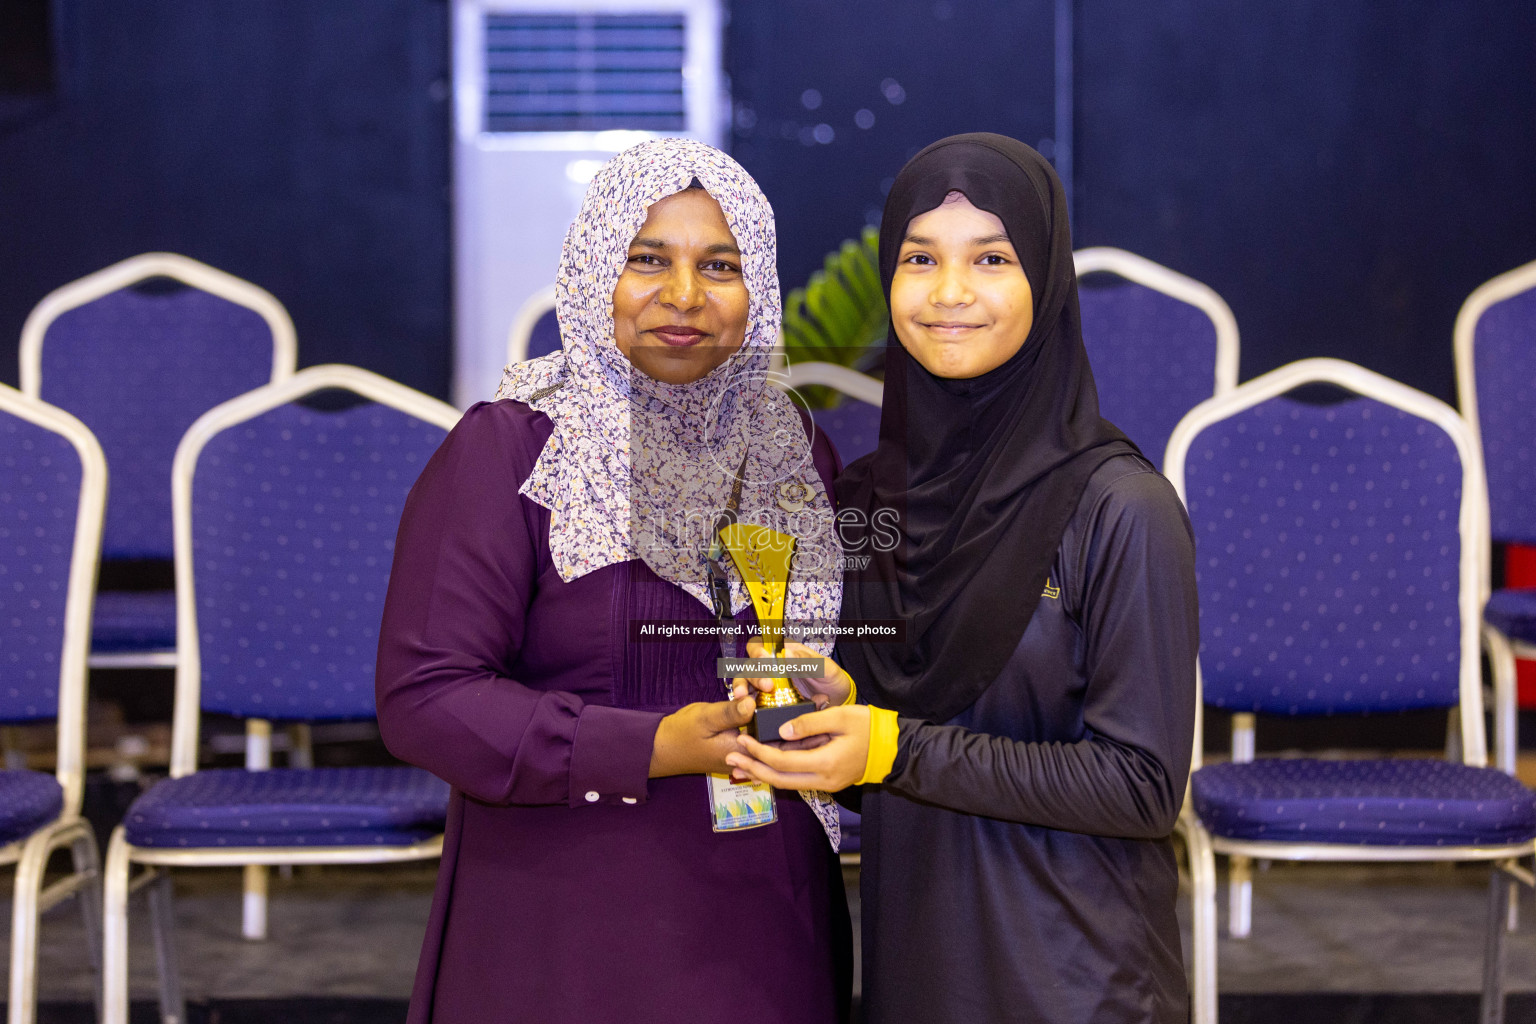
[[506, 284, 560, 366], [1165, 358, 1487, 769], [169, 365, 460, 777], [0, 385, 106, 816], [19, 253, 298, 560], [1074, 247, 1239, 470], [780, 361, 884, 465], [1454, 258, 1536, 547]]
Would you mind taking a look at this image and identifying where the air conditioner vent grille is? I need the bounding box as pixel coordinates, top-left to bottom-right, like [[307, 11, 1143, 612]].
[[484, 13, 687, 133]]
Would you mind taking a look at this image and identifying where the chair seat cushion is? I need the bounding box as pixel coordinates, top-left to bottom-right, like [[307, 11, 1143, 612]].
[[1191, 758, 1536, 847], [1486, 588, 1536, 646], [92, 590, 176, 653], [124, 767, 449, 849], [0, 771, 64, 847], [813, 400, 882, 464]]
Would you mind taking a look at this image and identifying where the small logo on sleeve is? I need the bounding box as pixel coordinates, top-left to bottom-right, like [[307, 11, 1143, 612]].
[[1041, 577, 1060, 600]]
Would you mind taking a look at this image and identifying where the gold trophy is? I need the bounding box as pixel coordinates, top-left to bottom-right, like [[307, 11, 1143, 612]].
[[718, 522, 815, 742]]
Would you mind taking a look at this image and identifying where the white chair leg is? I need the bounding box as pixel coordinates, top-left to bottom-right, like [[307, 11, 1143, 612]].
[[102, 826, 133, 1024], [1225, 714, 1257, 941], [1228, 855, 1253, 938], [1446, 705, 1464, 763], [9, 834, 48, 1024], [70, 827, 104, 1021], [1481, 862, 1512, 1024], [1, 727, 26, 771], [1480, 626, 1517, 776], [287, 723, 314, 769], [243, 720, 272, 940], [1484, 628, 1523, 933], [1230, 714, 1256, 763], [8, 819, 101, 1024], [147, 872, 186, 1023], [243, 863, 269, 940], [1177, 818, 1219, 1024], [1484, 627, 1519, 777], [279, 723, 313, 884]]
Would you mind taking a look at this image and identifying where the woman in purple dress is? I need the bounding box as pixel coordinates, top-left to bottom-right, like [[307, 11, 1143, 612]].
[[376, 139, 850, 1023]]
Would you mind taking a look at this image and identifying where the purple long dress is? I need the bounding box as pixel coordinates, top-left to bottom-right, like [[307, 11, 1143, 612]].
[[377, 400, 850, 1024]]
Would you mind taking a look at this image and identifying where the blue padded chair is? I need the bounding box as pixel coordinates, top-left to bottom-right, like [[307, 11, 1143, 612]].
[[506, 284, 561, 366], [19, 253, 297, 671], [1166, 358, 1535, 1024], [100, 365, 459, 1024], [780, 360, 884, 468], [0, 383, 106, 1024], [1456, 259, 1536, 776], [1074, 247, 1239, 470]]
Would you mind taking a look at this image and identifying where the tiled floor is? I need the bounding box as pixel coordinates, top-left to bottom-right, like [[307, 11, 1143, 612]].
[[0, 740, 1530, 1009], [5, 857, 1536, 1006]]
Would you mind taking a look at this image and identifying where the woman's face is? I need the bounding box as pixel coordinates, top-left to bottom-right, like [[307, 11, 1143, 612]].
[[612, 188, 751, 386], [889, 193, 1034, 379]]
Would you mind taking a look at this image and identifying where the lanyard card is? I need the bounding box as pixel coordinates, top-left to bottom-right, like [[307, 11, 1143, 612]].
[[707, 772, 777, 832], [702, 475, 782, 834]]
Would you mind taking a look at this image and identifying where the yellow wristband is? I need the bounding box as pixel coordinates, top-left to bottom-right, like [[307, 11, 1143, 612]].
[[857, 706, 900, 785], [839, 668, 858, 706]]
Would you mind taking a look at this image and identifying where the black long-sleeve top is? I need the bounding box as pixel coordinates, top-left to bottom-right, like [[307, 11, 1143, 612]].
[[857, 454, 1199, 1024]]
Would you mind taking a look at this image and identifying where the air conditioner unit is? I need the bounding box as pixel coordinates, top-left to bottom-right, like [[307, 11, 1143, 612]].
[[451, 0, 725, 407]]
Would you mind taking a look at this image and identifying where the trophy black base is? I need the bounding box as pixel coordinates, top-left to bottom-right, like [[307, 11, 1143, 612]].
[[750, 702, 815, 743]]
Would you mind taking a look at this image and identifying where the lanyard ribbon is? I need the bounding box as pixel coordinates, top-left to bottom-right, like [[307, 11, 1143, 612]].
[[700, 452, 842, 851], [705, 451, 750, 666]]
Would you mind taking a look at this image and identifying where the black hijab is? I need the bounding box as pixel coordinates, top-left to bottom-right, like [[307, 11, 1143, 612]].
[[835, 132, 1138, 722]]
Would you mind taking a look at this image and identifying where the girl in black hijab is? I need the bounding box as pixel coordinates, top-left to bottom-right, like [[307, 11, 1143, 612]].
[[728, 133, 1200, 1023]]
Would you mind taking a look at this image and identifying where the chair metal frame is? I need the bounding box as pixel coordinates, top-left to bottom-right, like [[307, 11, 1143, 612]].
[[504, 283, 559, 367], [1455, 258, 1536, 777], [101, 365, 461, 1024], [18, 252, 299, 671], [0, 384, 107, 1024], [1165, 357, 1528, 1024], [1072, 246, 1241, 398], [776, 360, 884, 409]]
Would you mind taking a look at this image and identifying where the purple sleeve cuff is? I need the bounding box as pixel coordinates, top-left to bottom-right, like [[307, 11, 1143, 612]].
[[568, 704, 666, 807]]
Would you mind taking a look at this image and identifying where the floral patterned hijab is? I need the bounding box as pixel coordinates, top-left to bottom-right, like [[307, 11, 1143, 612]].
[[495, 138, 842, 654]]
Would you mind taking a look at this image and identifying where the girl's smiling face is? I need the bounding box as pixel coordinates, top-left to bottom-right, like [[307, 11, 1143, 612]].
[[889, 191, 1034, 380]]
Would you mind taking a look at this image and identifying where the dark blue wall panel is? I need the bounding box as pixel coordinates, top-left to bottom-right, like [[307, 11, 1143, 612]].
[[0, 1, 450, 395], [725, 0, 1056, 294], [1073, 0, 1536, 399], [1, 2, 1533, 405]]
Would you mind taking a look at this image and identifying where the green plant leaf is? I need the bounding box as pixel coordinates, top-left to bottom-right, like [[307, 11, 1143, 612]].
[[783, 293, 837, 360], [780, 226, 888, 407], [805, 276, 857, 340]]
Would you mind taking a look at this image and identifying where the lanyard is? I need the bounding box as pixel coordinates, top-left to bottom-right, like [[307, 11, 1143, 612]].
[[704, 452, 750, 672]]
